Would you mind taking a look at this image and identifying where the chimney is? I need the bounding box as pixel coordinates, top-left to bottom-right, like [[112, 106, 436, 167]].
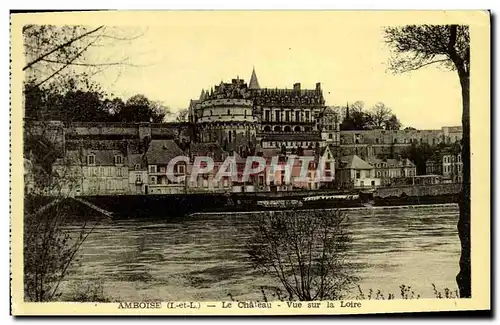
[[293, 83, 301, 91], [316, 82, 321, 91]]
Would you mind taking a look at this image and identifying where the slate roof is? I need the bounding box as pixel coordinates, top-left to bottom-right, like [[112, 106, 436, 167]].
[[249, 67, 261, 90], [128, 153, 145, 168], [366, 157, 415, 168], [189, 142, 227, 161], [81, 149, 128, 166], [338, 155, 373, 170], [145, 140, 184, 165]]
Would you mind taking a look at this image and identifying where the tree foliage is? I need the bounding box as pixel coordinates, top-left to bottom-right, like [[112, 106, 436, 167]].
[[247, 209, 357, 301], [340, 101, 401, 131]]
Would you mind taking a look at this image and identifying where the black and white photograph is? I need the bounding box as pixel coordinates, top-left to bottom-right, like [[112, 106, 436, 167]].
[[9, 10, 490, 315]]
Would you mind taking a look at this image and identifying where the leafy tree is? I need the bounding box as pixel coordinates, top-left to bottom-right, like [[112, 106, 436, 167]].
[[341, 101, 373, 131], [118, 94, 168, 123], [401, 142, 435, 175], [174, 108, 189, 123], [385, 114, 402, 130], [385, 24, 470, 297], [247, 209, 357, 301], [369, 102, 392, 128], [341, 101, 401, 131]]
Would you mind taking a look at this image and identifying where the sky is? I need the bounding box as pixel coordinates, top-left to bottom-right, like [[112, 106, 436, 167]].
[[84, 12, 463, 130]]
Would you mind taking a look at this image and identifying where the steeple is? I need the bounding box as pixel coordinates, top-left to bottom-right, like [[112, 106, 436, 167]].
[[346, 102, 350, 119], [199, 89, 206, 100], [249, 67, 260, 90]]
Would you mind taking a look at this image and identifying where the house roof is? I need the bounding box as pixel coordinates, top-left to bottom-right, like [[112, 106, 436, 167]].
[[145, 140, 184, 165], [82, 149, 128, 166], [128, 153, 144, 168], [189, 142, 227, 161], [338, 155, 373, 170], [366, 157, 415, 168]]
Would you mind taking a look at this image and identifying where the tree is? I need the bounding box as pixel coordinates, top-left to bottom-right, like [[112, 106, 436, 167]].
[[401, 142, 435, 175], [22, 25, 144, 301], [385, 25, 470, 297], [247, 209, 357, 301], [174, 108, 189, 123], [23, 128, 99, 301], [385, 114, 402, 130], [23, 25, 143, 89], [118, 94, 168, 123], [369, 102, 392, 128]]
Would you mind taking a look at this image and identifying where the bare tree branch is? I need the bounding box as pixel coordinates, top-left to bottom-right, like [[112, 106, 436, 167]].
[[23, 25, 104, 71]]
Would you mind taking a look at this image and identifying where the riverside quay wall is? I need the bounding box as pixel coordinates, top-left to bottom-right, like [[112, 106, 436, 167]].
[[374, 183, 462, 206]]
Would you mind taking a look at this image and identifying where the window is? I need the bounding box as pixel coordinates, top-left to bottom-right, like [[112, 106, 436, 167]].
[[136, 174, 142, 182], [295, 111, 300, 122], [329, 133, 333, 139], [356, 171, 361, 179], [149, 165, 157, 173], [275, 111, 280, 122], [377, 171, 381, 177], [325, 162, 331, 170], [285, 111, 290, 122], [305, 111, 310, 121], [87, 154, 95, 166], [114, 155, 123, 165], [117, 168, 122, 177], [135, 163, 141, 170], [265, 110, 270, 121], [227, 109, 230, 115]]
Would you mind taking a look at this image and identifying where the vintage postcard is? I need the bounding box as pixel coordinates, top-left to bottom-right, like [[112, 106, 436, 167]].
[[10, 10, 490, 315]]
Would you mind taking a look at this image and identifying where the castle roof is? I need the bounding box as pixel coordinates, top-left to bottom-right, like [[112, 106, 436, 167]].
[[260, 133, 321, 142], [249, 67, 260, 90]]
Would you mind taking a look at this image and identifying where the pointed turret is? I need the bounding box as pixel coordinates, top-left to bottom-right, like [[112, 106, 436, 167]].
[[249, 67, 260, 90], [199, 89, 206, 100]]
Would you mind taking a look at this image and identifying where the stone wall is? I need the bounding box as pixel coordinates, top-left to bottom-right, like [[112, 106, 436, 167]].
[[374, 183, 462, 198]]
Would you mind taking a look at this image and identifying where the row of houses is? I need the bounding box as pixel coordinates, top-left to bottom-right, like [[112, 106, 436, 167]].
[[37, 139, 339, 196], [25, 139, 464, 197]]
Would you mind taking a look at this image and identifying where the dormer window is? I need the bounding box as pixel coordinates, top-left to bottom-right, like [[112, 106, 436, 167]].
[[86, 154, 96, 166], [135, 163, 141, 170], [114, 155, 123, 165]]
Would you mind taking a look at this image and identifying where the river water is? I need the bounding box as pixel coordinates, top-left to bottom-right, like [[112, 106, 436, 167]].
[[63, 204, 460, 301]]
